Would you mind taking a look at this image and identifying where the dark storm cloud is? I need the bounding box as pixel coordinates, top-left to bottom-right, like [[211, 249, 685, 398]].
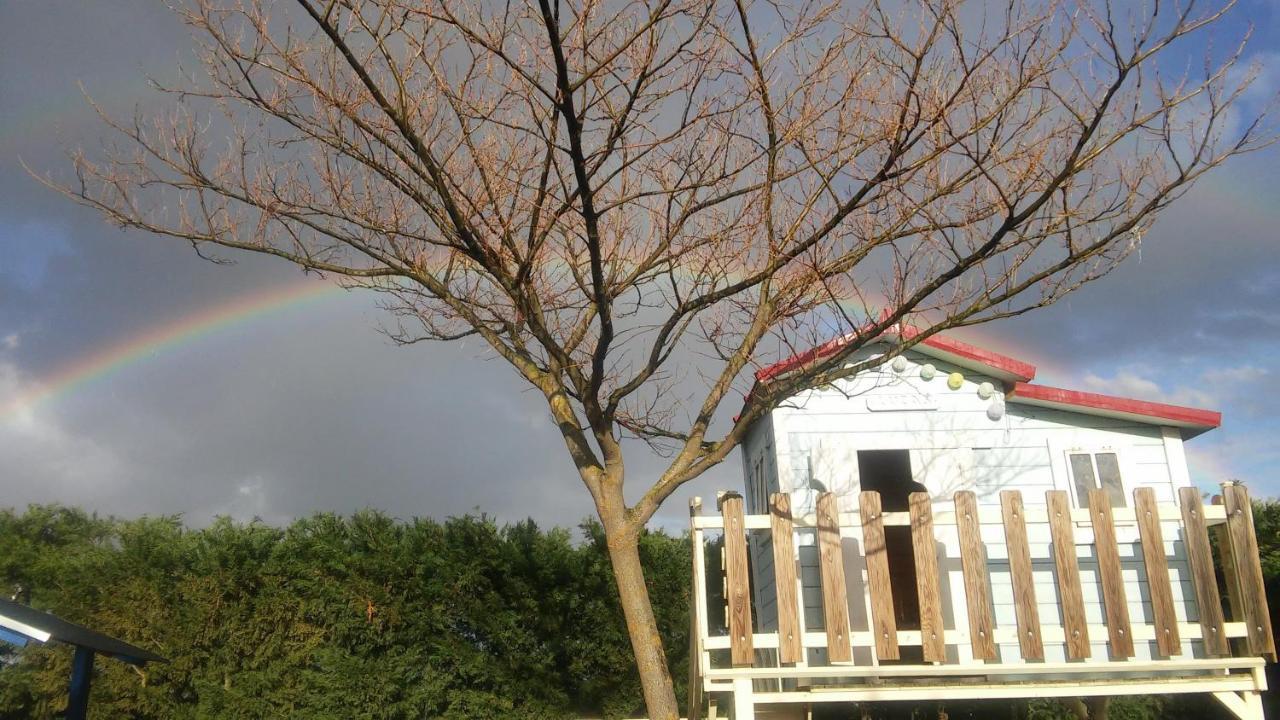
[[969, 152, 1280, 381], [0, 1, 1275, 527]]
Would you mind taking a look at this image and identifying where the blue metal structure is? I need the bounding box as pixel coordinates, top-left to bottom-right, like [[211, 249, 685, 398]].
[[0, 597, 166, 719]]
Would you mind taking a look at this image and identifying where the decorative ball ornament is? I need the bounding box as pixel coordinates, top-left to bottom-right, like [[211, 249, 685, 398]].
[[947, 372, 964, 390], [920, 363, 937, 381], [891, 356, 908, 373], [987, 401, 1006, 421], [977, 381, 995, 399]]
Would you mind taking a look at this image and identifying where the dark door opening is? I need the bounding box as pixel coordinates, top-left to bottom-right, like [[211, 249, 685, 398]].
[[857, 450, 927, 648]]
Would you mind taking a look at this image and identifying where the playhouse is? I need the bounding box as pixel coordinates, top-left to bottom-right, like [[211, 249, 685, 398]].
[[686, 326, 1273, 719]]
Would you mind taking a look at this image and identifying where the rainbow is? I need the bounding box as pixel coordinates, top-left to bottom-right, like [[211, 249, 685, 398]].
[[1, 278, 345, 421], [0, 263, 1058, 423]]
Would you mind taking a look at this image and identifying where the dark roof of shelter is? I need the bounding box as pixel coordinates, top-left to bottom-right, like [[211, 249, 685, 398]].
[[0, 597, 166, 665]]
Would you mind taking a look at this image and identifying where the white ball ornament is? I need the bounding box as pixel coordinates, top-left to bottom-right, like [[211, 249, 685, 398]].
[[920, 363, 937, 381], [947, 372, 964, 390], [987, 401, 1006, 421], [891, 356, 908, 373], [977, 381, 995, 399]]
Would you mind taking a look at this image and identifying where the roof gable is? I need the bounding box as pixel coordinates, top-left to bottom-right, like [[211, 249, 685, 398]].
[[755, 325, 1035, 385], [755, 324, 1220, 438]]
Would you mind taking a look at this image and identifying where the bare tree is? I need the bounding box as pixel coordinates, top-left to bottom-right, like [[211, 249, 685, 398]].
[[46, 0, 1272, 716]]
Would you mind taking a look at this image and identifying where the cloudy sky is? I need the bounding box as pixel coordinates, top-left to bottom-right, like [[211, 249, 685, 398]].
[[1, 1, 1278, 531]]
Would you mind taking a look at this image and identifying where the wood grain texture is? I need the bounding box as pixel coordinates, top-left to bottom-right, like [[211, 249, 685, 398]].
[[1213, 495, 1245, 628], [1222, 484, 1277, 661], [859, 491, 899, 661], [816, 492, 852, 662], [1089, 488, 1134, 658], [1046, 490, 1090, 659], [1000, 491, 1044, 660], [909, 492, 946, 663], [719, 493, 754, 667], [1178, 487, 1229, 657], [769, 493, 803, 665], [1133, 487, 1181, 657], [953, 491, 996, 661]]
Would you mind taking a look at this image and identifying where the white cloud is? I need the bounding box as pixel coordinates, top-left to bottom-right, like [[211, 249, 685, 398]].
[[0, 361, 129, 506], [1, 334, 18, 351], [194, 474, 291, 526], [1080, 363, 1268, 411], [1082, 367, 1163, 399], [1201, 365, 1269, 386]]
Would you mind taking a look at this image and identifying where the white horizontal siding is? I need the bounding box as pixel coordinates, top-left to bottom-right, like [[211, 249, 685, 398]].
[[746, 344, 1197, 660]]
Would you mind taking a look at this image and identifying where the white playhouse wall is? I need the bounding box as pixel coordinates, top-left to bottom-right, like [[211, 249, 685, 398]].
[[739, 344, 1204, 665]]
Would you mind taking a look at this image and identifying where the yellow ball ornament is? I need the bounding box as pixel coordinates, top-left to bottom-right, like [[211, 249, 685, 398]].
[[947, 372, 964, 390]]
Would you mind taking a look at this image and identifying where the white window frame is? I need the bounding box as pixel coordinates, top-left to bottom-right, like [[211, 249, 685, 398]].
[[1063, 447, 1129, 510]]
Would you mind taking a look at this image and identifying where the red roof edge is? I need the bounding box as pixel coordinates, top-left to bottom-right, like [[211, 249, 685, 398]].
[[1006, 383, 1222, 429], [754, 332, 860, 384], [905, 329, 1037, 382], [754, 324, 1037, 384]]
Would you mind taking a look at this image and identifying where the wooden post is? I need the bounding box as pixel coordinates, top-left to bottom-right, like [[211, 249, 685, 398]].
[[1001, 490, 1043, 661], [909, 492, 946, 663], [719, 492, 754, 667], [769, 493, 803, 665], [1213, 495, 1246, 624], [1134, 487, 1181, 657], [817, 492, 853, 662], [688, 498, 704, 720], [954, 491, 997, 660], [860, 491, 899, 661], [1089, 489, 1134, 658], [1221, 484, 1277, 661], [1046, 490, 1090, 659], [1179, 487, 1229, 657], [65, 646, 95, 720], [732, 677, 755, 720]]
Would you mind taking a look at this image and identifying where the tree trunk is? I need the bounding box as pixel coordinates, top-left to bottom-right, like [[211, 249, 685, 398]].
[[1067, 697, 1108, 720], [605, 524, 682, 720]]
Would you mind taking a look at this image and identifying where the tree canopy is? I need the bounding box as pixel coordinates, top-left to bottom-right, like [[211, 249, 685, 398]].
[[0, 506, 690, 719]]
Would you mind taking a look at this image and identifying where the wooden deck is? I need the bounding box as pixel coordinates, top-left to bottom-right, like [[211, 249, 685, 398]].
[[687, 483, 1273, 720]]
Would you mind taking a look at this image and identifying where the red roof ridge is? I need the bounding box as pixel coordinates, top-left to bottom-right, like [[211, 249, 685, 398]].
[[755, 323, 1036, 384]]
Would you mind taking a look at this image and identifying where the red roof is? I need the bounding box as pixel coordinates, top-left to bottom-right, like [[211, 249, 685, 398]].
[[1006, 383, 1221, 434], [754, 325, 1220, 436], [755, 325, 1035, 384]]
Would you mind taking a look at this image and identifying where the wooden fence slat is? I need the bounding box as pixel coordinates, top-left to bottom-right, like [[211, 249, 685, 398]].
[[1213, 495, 1245, 629], [1133, 487, 1181, 657], [1001, 490, 1044, 660], [817, 492, 853, 662], [860, 491, 899, 661], [719, 493, 753, 667], [1222, 484, 1277, 661], [1089, 489, 1134, 658], [687, 498, 703, 720], [1046, 490, 1090, 659], [909, 492, 946, 663], [1178, 487, 1229, 657], [769, 493, 803, 665], [954, 491, 997, 660]]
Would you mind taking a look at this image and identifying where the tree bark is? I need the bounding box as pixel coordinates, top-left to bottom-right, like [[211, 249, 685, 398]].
[[604, 523, 682, 720]]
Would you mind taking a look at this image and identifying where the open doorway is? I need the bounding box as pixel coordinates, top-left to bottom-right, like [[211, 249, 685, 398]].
[[857, 450, 927, 650]]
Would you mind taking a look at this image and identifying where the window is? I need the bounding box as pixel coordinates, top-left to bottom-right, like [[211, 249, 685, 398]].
[[1068, 451, 1125, 508]]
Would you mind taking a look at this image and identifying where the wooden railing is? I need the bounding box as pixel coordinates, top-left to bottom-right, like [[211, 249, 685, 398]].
[[687, 483, 1273, 718]]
